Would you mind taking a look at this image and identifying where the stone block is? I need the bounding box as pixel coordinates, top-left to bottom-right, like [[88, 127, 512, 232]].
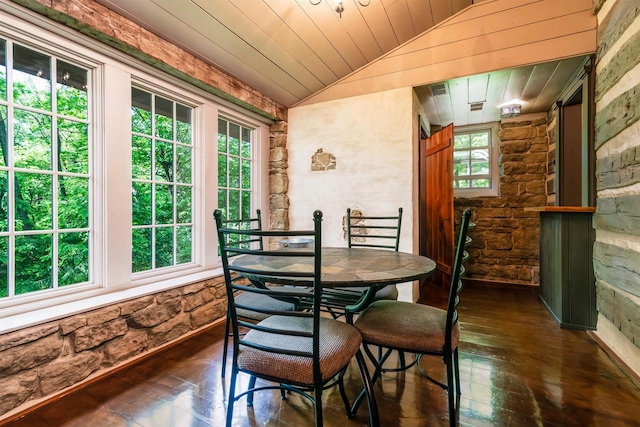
[[503, 162, 527, 175], [480, 197, 510, 207], [156, 289, 181, 304], [269, 121, 287, 133], [182, 281, 206, 295], [499, 182, 519, 196], [270, 209, 289, 231], [270, 133, 287, 149], [529, 143, 549, 153], [501, 140, 530, 154], [526, 163, 546, 174], [500, 154, 524, 163], [499, 126, 538, 140], [269, 193, 290, 210], [73, 319, 128, 352], [513, 228, 539, 250], [269, 173, 288, 194], [269, 147, 288, 163], [485, 233, 513, 250], [525, 181, 546, 194], [103, 330, 148, 366], [517, 268, 533, 282], [86, 307, 120, 326], [183, 287, 218, 312], [39, 351, 102, 396], [60, 317, 88, 335], [120, 296, 155, 316], [0, 333, 62, 377], [0, 324, 59, 352], [130, 299, 182, 328], [190, 300, 227, 328], [148, 313, 191, 348], [0, 372, 38, 416], [532, 118, 547, 126]]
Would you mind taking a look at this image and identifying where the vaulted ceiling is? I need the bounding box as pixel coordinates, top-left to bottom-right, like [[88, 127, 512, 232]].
[[94, 0, 592, 127]]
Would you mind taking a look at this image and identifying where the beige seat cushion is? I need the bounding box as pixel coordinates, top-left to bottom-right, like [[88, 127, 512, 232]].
[[238, 316, 362, 385], [354, 300, 459, 353], [235, 292, 295, 321]]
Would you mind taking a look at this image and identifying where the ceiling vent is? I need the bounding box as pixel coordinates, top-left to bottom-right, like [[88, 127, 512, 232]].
[[470, 103, 483, 111], [429, 83, 447, 96]]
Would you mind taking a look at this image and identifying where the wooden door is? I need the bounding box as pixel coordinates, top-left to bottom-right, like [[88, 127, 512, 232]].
[[419, 123, 454, 288]]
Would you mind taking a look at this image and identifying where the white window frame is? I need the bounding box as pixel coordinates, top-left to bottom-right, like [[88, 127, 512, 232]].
[[453, 122, 500, 198], [0, 8, 270, 333]]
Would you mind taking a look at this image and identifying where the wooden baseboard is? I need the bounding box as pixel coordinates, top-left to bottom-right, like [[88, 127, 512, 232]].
[[463, 277, 539, 289], [588, 330, 640, 389], [0, 317, 226, 426]]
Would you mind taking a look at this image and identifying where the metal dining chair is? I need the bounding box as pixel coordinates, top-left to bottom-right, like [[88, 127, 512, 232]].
[[352, 208, 473, 427], [319, 207, 404, 320], [213, 209, 378, 427], [217, 209, 296, 378]]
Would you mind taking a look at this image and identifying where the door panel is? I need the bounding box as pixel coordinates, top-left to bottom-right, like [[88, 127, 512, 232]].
[[421, 124, 454, 283]]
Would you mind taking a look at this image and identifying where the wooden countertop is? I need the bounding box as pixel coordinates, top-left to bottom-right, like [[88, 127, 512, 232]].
[[524, 206, 596, 213]]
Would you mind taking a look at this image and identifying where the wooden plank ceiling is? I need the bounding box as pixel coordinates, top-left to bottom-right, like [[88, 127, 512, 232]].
[[95, 0, 593, 127], [95, 0, 475, 107]]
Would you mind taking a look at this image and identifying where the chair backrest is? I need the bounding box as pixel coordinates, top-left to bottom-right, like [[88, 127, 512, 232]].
[[214, 209, 324, 376], [445, 209, 473, 350], [218, 209, 264, 251], [346, 207, 403, 251]]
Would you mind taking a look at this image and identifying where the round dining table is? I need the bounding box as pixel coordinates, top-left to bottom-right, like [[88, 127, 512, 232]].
[[229, 246, 437, 288]]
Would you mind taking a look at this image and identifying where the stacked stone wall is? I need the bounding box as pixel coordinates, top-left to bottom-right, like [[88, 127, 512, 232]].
[[269, 121, 289, 233], [455, 117, 548, 285], [0, 277, 227, 418]]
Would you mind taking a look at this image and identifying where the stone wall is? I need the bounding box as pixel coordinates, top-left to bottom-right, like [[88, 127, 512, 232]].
[[0, 277, 227, 419], [269, 121, 289, 232], [591, 0, 640, 376], [455, 116, 549, 285]]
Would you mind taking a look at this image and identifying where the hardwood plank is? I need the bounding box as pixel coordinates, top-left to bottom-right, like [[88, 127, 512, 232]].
[[7, 284, 640, 427]]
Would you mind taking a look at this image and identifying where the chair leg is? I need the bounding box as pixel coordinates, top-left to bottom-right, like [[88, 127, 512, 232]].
[[454, 348, 461, 397], [226, 366, 238, 427], [353, 349, 380, 427], [446, 352, 456, 427], [351, 343, 389, 416], [221, 309, 230, 378], [314, 380, 323, 427], [247, 376, 257, 407]]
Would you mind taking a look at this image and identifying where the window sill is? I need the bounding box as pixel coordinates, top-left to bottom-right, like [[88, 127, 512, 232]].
[[0, 267, 224, 335]]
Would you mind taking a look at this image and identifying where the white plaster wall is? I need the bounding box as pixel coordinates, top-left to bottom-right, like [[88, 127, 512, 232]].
[[287, 87, 417, 300]]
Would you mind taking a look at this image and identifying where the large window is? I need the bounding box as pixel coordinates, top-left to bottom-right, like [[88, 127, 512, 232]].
[[0, 12, 267, 324], [217, 118, 252, 220], [131, 87, 194, 273], [0, 39, 92, 298], [453, 124, 499, 196]]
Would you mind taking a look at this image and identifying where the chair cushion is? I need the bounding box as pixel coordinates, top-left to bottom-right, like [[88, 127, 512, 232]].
[[373, 284, 398, 301], [234, 292, 295, 321], [238, 316, 362, 385], [354, 300, 459, 353]]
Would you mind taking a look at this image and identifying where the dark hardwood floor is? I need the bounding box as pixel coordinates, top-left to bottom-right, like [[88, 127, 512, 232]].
[[5, 284, 640, 426]]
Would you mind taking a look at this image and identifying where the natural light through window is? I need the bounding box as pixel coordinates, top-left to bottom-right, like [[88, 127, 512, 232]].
[[217, 118, 252, 220], [453, 124, 499, 197]]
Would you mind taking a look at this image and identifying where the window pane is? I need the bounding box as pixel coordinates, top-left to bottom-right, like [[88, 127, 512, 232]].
[[155, 140, 173, 182], [456, 179, 470, 188], [0, 106, 6, 167], [15, 172, 52, 231], [242, 191, 251, 219], [471, 149, 489, 161], [0, 171, 6, 232], [14, 109, 52, 170], [15, 234, 52, 295], [13, 45, 51, 111], [176, 145, 191, 184], [176, 104, 191, 144], [132, 88, 152, 135], [132, 135, 152, 180], [241, 127, 251, 158], [218, 189, 227, 218], [58, 231, 89, 286], [155, 226, 174, 268], [471, 132, 489, 147], [58, 118, 88, 174], [176, 185, 191, 223], [241, 159, 251, 189], [0, 236, 6, 298], [229, 155, 240, 188], [132, 228, 152, 273], [229, 190, 240, 219], [176, 226, 191, 264], [218, 118, 227, 153], [229, 123, 240, 156], [155, 96, 173, 140], [454, 134, 470, 149], [0, 39, 6, 101], [472, 179, 490, 188], [58, 176, 89, 229], [453, 161, 469, 176], [132, 182, 152, 226], [471, 161, 489, 175], [56, 61, 88, 119], [218, 154, 227, 187], [155, 183, 174, 225]]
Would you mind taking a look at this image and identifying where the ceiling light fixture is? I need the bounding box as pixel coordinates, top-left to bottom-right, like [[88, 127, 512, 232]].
[[310, 0, 370, 18], [500, 103, 522, 119]]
